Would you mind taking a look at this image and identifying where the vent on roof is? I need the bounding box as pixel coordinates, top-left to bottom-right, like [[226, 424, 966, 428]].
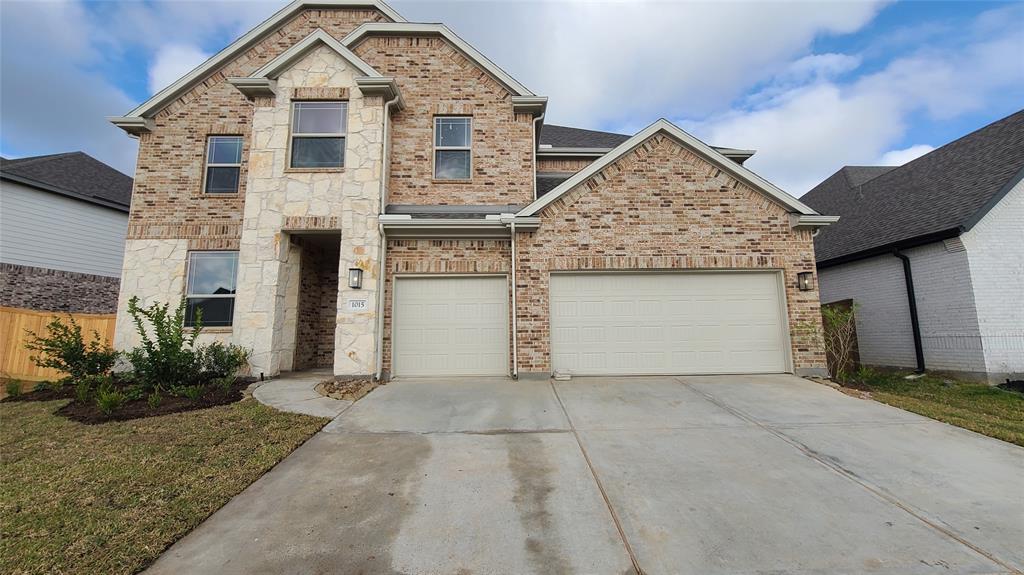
[[943, 237, 966, 253]]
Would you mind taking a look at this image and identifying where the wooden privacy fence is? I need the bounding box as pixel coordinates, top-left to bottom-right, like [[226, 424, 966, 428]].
[[0, 306, 116, 381]]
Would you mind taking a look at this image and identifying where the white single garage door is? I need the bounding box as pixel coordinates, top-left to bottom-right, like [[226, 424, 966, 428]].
[[550, 272, 789, 375], [393, 276, 509, 376]]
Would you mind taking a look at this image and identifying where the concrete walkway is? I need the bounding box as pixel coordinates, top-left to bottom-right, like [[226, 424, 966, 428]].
[[150, 374, 1024, 575], [251, 369, 351, 418]]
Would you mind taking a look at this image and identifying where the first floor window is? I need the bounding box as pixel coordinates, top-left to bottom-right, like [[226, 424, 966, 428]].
[[204, 136, 243, 193], [434, 116, 471, 179], [290, 101, 347, 168], [185, 251, 238, 327]]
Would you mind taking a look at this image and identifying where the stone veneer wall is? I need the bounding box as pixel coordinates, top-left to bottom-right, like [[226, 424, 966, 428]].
[[126, 8, 391, 249], [352, 36, 536, 206], [515, 134, 827, 375], [233, 45, 383, 376], [113, 239, 233, 352], [0, 263, 120, 314], [382, 239, 511, 375]]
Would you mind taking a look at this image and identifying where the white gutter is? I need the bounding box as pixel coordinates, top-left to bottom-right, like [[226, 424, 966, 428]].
[[374, 92, 402, 381]]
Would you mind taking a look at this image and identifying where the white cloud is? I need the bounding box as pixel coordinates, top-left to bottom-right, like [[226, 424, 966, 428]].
[[148, 44, 211, 94], [878, 145, 935, 166], [687, 4, 1024, 195], [395, 0, 886, 131], [0, 1, 137, 173]]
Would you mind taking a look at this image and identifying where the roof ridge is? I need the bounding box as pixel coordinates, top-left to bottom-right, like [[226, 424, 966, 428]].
[[1, 151, 82, 168]]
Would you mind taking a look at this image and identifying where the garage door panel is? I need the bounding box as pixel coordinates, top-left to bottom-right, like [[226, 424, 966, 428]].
[[394, 277, 508, 376], [550, 272, 788, 375]]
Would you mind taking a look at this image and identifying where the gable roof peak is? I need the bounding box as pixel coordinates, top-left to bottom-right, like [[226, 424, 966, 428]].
[[251, 28, 381, 79], [518, 118, 819, 218]]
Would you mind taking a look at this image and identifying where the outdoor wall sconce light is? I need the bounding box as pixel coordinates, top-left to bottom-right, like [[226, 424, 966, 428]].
[[797, 272, 813, 291], [348, 268, 363, 289]]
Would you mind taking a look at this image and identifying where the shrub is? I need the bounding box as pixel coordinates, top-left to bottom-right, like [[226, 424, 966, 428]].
[[213, 375, 236, 394], [75, 380, 92, 403], [95, 381, 127, 415], [147, 391, 162, 410], [199, 342, 251, 379], [24, 316, 118, 380], [5, 380, 22, 398], [170, 385, 204, 402], [74, 374, 112, 403], [124, 297, 203, 393], [822, 303, 859, 382], [32, 382, 50, 393]]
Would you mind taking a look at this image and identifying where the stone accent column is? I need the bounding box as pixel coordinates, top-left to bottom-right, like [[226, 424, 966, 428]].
[[234, 45, 384, 377]]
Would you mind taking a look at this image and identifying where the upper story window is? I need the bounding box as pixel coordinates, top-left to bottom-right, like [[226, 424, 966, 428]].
[[204, 136, 243, 194], [434, 117, 471, 180], [290, 101, 347, 169], [185, 251, 238, 327]]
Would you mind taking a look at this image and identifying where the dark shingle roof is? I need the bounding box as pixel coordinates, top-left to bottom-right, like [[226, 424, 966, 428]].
[[536, 173, 572, 198], [539, 124, 631, 149], [802, 110, 1024, 265], [0, 152, 133, 211]]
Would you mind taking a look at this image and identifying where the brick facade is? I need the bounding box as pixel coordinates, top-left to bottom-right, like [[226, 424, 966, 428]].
[[0, 263, 120, 314], [516, 134, 826, 373], [382, 239, 511, 374], [537, 157, 592, 174], [127, 8, 392, 245], [295, 245, 339, 369], [352, 37, 536, 206]]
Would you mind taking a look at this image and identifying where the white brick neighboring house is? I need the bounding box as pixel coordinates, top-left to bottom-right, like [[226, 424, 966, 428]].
[[802, 110, 1024, 382], [0, 152, 132, 314]]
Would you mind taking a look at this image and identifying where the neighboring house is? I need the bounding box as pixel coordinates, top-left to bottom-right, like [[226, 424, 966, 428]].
[[108, 0, 836, 380], [802, 110, 1024, 382], [0, 152, 132, 313]]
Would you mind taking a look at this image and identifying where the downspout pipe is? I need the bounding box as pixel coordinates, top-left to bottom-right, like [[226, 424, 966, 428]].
[[510, 221, 518, 379], [374, 94, 401, 381], [893, 249, 925, 373]]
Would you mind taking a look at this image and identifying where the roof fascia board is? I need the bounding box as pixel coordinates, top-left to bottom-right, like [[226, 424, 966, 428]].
[[510, 96, 547, 116], [789, 214, 840, 229], [518, 119, 817, 217], [816, 228, 962, 269], [227, 77, 277, 99], [538, 146, 755, 160], [107, 116, 155, 136], [341, 23, 534, 96], [252, 29, 381, 78], [354, 77, 405, 109], [119, 1, 405, 121], [0, 172, 131, 212]]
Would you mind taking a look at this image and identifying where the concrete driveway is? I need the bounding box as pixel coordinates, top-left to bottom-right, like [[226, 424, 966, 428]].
[[147, 374, 1024, 575]]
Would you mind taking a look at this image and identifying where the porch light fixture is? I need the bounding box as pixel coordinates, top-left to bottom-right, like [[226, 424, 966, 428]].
[[348, 268, 363, 289], [797, 272, 813, 291]]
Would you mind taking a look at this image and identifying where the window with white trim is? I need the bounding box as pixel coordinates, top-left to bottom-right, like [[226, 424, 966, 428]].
[[204, 136, 243, 193], [434, 116, 471, 180], [290, 101, 347, 168], [185, 251, 239, 327]]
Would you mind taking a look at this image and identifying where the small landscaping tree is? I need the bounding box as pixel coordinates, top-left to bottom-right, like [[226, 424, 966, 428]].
[[124, 296, 203, 394], [24, 315, 118, 382], [822, 302, 859, 382]]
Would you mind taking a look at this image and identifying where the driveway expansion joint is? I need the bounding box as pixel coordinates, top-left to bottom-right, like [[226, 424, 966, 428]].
[[550, 380, 645, 575], [677, 377, 1022, 575]]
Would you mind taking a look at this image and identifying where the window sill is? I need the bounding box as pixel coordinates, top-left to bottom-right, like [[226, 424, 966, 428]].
[[285, 167, 345, 174], [184, 327, 233, 334], [202, 192, 241, 197], [431, 178, 474, 184]]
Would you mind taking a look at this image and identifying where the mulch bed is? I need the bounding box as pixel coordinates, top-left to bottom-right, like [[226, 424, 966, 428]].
[[316, 377, 380, 402], [2, 376, 256, 424], [998, 380, 1024, 394]]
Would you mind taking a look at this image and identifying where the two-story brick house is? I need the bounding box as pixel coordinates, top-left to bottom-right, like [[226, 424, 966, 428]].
[[110, 0, 836, 380]]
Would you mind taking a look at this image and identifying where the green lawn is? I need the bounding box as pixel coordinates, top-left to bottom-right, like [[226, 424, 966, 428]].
[[0, 397, 326, 575], [851, 370, 1024, 447]]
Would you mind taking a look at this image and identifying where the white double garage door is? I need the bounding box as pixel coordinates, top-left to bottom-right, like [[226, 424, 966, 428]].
[[392, 272, 790, 377]]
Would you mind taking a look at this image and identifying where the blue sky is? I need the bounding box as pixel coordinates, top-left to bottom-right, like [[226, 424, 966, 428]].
[[2, 0, 1022, 195]]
